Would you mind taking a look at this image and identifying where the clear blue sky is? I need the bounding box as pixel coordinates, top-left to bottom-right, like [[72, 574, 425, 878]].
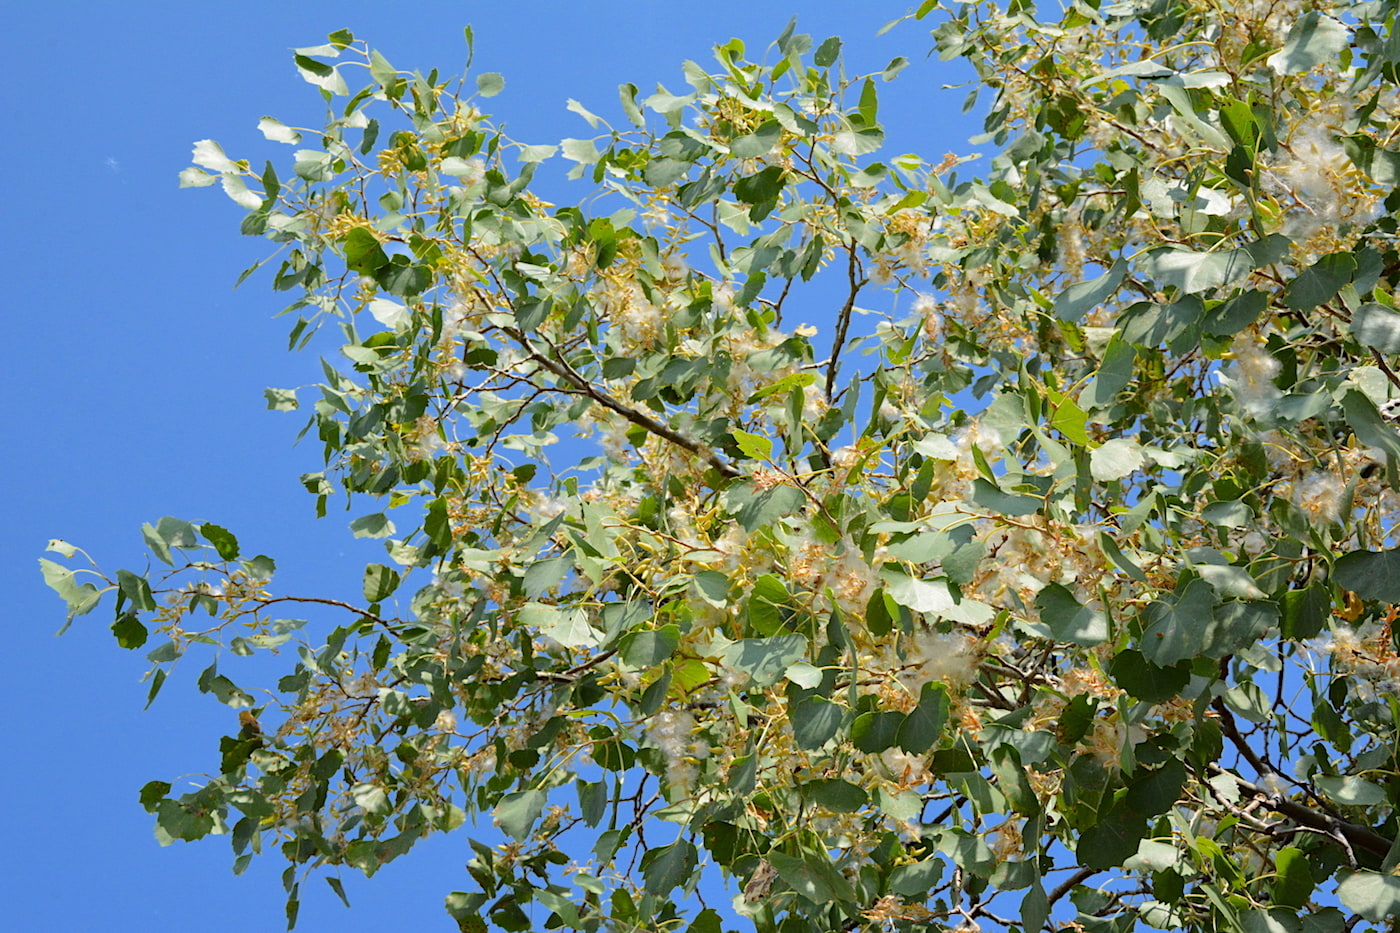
[[3, 3, 979, 929]]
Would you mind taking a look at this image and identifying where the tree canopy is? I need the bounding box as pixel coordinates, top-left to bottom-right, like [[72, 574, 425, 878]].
[[42, 1, 1400, 930]]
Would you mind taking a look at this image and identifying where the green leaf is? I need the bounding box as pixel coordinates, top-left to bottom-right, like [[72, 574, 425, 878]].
[[523, 556, 570, 598], [729, 120, 781, 159], [1047, 389, 1091, 445], [733, 166, 785, 205], [293, 54, 348, 95], [693, 570, 730, 607], [1342, 390, 1400, 461], [1201, 498, 1252, 528], [1021, 881, 1050, 933], [619, 625, 680, 668], [1343, 134, 1400, 186], [1205, 600, 1277, 656], [888, 859, 943, 896], [725, 482, 804, 531], [883, 570, 954, 614], [1335, 548, 1400, 602], [561, 137, 600, 165], [792, 696, 844, 750], [803, 778, 866, 812], [970, 478, 1041, 516], [343, 227, 389, 275], [1337, 871, 1400, 922], [897, 682, 950, 753], [362, 564, 400, 602], [1282, 583, 1330, 639], [747, 573, 791, 634], [1273, 847, 1315, 909], [111, 614, 148, 649], [1081, 336, 1136, 409], [349, 513, 395, 538], [117, 569, 157, 611], [1077, 809, 1145, 869], [1351, 303, 1400, 354], [493, 790, 545, 839], [1054, 260, 1126, 322], [1035, 583, 1108, 646], [814, 35, 842, 67], [257, 116, 301, 145], [1268, 12, 1350, 75], [324, 877, 351, 910], [768, 849, 854, 904], [851, 711, 904, 753], [1202, 289, 1268, 336], [722, 634, 807, 687], [1194, 564, 1266, 600], [1137, 235, 1288, 294], [641, 840, 697, 895], [200, 523, 240, 560], [1109, 649, 1191, 703], [731, 429, 773, 460], [1125, 760, 1187, 815], [1139, 579, 1216, 665], [139, 780, 171, 813], [618, 82, 645, 127], [1283, 252, 1355, 311]]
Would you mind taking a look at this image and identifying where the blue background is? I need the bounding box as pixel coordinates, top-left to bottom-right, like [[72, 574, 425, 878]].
[[3, 2, 978, 929]]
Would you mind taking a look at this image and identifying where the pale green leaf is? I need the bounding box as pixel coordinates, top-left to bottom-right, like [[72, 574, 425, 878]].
[[257, 117, 301, 145], [1316, 775, 1387, 806], [263, 388, 298, 411], [537, 607, 597, 648], [178, 167, 219, 188], [1268, 12, 1350, 75], [785, 662, 823, 688], [191, 139, 238, 173], [560, 138, 600, 165], [39, 558, 103, 619], [293, 55, 348, 95], [566, 98, 604, 128], [1090, 439, 1146, 481], [368, 298, 409, 329], [882, 570, 954, 614], [350, 782, 391, 816], [220, 175, 263, 210], [1337, 871, 1400, 922], [1352, 303, 1400, 354], [721, 634, 808, 687]]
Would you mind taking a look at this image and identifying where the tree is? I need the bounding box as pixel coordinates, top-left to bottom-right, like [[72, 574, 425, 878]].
[[40, 1, 1400, 929]]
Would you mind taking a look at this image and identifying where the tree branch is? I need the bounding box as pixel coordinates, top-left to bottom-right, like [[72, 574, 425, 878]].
[[823, 244, 865, 403], [509, 326, 741, 479]]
